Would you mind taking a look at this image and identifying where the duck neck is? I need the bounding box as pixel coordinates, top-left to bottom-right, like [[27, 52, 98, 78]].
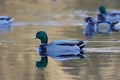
[[40, 35, 48, 44]]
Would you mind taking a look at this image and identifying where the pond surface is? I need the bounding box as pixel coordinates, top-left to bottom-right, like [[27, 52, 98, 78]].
[[0, 0, 120, 80]]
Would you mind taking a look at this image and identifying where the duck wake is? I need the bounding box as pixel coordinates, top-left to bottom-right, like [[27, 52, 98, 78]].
[[84, 47, 120, 53]]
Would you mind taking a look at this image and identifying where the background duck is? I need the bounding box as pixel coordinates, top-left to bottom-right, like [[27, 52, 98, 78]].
[[83, 17, 96, 37], [98, 6, 120, 31], [35, 31, 86, 69]]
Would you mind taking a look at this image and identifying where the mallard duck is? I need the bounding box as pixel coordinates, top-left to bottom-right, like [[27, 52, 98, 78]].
[[83, 17, 96, 37], [98, 6, 120, 32], [35, 31, 86, 69], [98, 6, 120, 22]]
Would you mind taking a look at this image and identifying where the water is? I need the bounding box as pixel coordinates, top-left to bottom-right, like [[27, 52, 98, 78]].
[[0, 1, 120, 80]]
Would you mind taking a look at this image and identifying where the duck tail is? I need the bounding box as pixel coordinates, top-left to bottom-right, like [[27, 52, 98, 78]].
[[77, 41, 85, 49], [77, 50, 86, 59], [79, 44, 85, 50]]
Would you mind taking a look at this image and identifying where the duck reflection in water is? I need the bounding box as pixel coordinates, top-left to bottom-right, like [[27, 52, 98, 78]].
[[35, 31, 86, 69], [0, 25, 12, 35]]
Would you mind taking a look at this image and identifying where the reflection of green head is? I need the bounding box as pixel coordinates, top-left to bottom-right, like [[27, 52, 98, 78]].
[[99, 6, 106, 14], [36, 56, 48, 70], [36, 31, 48, 43]]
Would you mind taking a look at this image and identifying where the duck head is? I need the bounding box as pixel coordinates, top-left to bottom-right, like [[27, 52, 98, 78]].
[[99, 6, 106, 14], [35, 31, 48, 69], [85, 17, 95, 25], [36, 31, 48, 43], [85, 17, 93, 22]]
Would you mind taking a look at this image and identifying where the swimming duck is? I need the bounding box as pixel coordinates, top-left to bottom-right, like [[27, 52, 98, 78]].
[[83, 17, 96, 37], [98, 6, 120, 22], [35, 31, 86, 69], [98, 6, 120, 31]]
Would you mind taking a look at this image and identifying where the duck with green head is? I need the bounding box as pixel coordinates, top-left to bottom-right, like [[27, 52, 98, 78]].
[[35, 31, 86, 69], [98, 6, 119, 32]]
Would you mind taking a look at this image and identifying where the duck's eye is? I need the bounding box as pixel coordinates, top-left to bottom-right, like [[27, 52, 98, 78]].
[[88, 19, 93, 23], [36, 34, 41, 38]]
